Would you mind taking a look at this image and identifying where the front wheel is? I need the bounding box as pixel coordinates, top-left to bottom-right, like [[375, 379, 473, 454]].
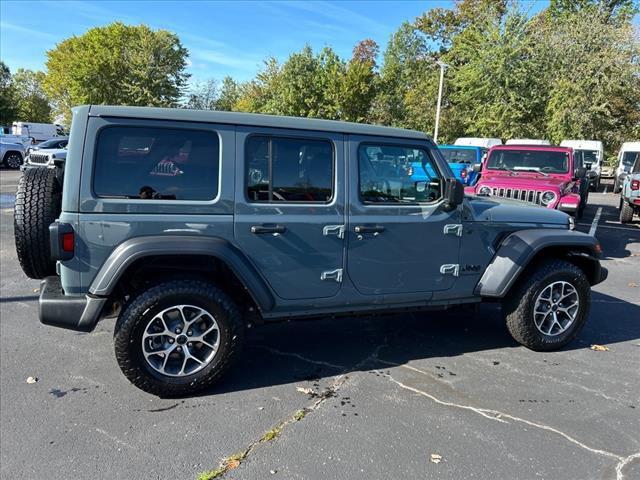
[[503, 260, 590, 351], [114, 279, 245, 396], [3, 152, 23, 169]]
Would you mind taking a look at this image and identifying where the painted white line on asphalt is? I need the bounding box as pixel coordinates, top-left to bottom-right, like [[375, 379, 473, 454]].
[[589, 207, 603, 236], [577, 223, 640, 232]]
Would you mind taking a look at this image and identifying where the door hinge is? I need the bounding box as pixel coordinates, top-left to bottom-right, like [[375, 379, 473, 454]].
[[440, 264, 460, 277], [320, 268, 343, 282], [443, 224, 463, 237], [323, 225, 345, 239]]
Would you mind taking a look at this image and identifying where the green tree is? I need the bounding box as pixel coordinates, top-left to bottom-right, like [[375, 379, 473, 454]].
[[0, 61, 17, 125], [446, 9, 548, 140], [185, 80, 218, 110], [538, 7, 640, 148], [215, 76, 241, 111], [44, 22, 189, 123], [341, 41, 379, 123], [12, 69, 51, 123]]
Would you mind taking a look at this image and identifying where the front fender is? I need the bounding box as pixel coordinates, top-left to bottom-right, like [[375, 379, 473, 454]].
[[475, 229, 602, 298], [89, 235, 275, 311]]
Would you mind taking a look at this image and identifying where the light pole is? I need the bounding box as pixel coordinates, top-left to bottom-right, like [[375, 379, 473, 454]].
[[434, 60, 448, 144]]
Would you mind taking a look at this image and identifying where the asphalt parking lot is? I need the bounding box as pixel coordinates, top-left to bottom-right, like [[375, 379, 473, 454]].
[[1, 168, 638, 480]]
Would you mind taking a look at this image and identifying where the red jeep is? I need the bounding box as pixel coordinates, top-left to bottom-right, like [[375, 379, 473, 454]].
[[470, 145, 588, 218]]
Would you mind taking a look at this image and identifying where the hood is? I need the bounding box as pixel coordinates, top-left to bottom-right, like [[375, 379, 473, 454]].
[[478, 171, 569, 191], [465, 195, 570, 225]]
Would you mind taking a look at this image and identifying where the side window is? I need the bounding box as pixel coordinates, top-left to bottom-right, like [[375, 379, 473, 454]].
[[93, 126, 219, 201], [358, 144, 442, 204], [246, 136, 333, 202]]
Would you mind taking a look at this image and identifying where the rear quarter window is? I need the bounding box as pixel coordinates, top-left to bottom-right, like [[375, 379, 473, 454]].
[[93, 126, 219, 201]]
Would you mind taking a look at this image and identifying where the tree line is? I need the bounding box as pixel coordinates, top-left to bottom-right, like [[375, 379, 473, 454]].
[[0, 0, 638, 159]]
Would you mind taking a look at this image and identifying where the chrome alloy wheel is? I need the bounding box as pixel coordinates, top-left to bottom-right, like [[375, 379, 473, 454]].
[[141, 304, 220, 377], [533, 281, 580, 336]]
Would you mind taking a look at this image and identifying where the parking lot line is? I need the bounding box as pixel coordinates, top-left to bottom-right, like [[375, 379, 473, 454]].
[[589, 207, 603, 236]]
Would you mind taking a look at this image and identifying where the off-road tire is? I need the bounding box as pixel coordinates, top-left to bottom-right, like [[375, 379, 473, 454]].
[[114, 279, 245, 397], [503, 260, 590, 351], [620, 200, 634, 223], [14, 168, 61, 279], [3, 152, 23, 169]]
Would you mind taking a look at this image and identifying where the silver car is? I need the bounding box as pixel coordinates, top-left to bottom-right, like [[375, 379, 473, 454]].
[[0, 140, 26, 169]]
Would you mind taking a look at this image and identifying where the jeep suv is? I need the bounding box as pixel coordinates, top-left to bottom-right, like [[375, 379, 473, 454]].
[[619, 154, 640, 223], [14, 106, 607, 396], [472, 145, 588, 218]]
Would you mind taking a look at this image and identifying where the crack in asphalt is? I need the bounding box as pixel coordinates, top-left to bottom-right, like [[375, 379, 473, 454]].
[[200, 344, 387, 479], [375, 359, 639, 480], [255, 347, 639, 480]]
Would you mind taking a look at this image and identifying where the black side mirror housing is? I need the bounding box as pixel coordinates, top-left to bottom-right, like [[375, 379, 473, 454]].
[[574, 167, 587, 179], [444, 178, 464, 208]]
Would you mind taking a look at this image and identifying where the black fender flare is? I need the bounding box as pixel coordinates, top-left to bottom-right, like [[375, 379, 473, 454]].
[[475, 229, 604, 298], [89, 235, 275, 311]]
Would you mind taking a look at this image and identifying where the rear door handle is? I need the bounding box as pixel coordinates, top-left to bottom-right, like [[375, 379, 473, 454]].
[[251, 225, 286, 235], [354, 225, 385, 234]]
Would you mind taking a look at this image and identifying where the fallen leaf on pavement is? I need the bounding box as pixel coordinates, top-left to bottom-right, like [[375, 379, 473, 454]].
[[296, 387, 313, 395], [590, 344, 609, 351], [227, 459, 240, 470], [430, 453, 443, 464], [26, 376, 38, 384], [628, 282, 638, 288]]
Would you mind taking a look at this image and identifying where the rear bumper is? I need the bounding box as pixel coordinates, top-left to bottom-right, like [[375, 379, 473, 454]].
[[39, 276, 106, 332]]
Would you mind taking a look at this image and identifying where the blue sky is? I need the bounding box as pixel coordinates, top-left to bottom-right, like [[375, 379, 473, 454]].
[[1, 0, 549, 85]]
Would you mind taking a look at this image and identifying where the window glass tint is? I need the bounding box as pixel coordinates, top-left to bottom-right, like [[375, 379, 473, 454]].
[[94, 127, 219, 200], [487, 150, 569, 174], [622, 151, 640, 167], [358, 144, 442, 204], [440, 148, 476, 164], [246, 136, 333, 202]]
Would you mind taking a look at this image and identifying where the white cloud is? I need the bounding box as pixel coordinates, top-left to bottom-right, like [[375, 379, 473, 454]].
[[0, 21, 59, 41]]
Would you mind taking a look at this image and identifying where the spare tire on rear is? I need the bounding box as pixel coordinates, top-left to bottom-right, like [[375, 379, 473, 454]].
[[14, 168, 62, 279]]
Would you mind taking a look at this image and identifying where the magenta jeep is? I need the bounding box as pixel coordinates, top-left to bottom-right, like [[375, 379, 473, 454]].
[[471, 145, 588, 218]]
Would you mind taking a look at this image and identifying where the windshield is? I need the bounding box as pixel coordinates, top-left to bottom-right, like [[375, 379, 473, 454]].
[[38, 138, 65, 148], [622, 151, 640, 167], [574, 150, 598, 168], [487, 150, 569, 174], [440, 148, 476, 164]]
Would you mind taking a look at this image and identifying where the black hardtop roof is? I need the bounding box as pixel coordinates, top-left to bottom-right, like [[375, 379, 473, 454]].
[[86, 105, 430, 141]]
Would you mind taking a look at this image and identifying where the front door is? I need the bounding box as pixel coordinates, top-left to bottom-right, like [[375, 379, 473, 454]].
[[347, 136, 461, 296], [234, 127, 345, 300]]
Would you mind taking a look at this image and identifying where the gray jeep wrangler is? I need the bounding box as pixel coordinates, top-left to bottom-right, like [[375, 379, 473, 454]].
[[14, 106, 607, 396]]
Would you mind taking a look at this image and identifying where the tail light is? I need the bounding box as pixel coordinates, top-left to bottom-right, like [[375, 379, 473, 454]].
[[460, 168, 468, 179], [49, 222, 75, 261], [631, 179, 639, 191]]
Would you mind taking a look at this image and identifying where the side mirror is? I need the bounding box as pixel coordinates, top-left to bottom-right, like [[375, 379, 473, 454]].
[[472, 162, 482, 173], [574, 167, 587, 179], [444, 178, 464, 208]]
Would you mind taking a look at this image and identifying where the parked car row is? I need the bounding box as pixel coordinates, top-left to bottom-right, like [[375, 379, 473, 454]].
[[0, 135, 68, 169]]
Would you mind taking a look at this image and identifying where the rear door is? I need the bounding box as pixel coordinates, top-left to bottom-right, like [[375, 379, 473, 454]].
[[234, 127, 345, 300]]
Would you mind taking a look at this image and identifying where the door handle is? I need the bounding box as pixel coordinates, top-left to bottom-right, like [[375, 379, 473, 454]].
[[354, 225, 385, 234], [250, 225, 286, 235]]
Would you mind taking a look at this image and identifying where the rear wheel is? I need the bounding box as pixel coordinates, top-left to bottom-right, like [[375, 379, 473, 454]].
[[620, 200, 634, 223], [504, 260, 590, 351], [114, 279, 245, 397], [14, 168, 61, 279]]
